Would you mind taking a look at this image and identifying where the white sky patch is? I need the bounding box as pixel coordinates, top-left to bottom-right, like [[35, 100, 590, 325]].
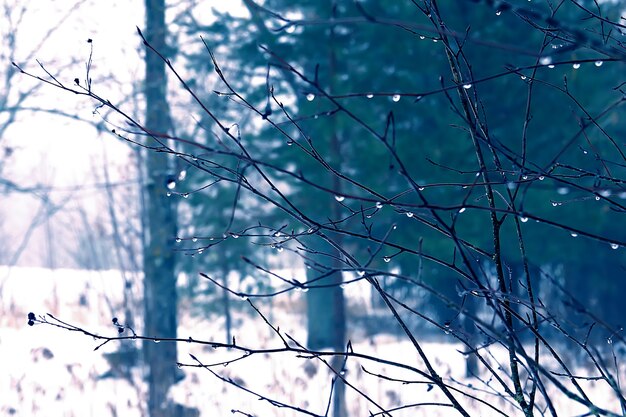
[[2, 0, 253, 267]]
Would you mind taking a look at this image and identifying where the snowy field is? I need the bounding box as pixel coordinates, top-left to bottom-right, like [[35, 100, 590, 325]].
[[1, 266, 623, 416]]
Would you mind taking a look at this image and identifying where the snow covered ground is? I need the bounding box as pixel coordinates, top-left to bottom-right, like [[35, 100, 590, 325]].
[[1, 266, 623, 416]]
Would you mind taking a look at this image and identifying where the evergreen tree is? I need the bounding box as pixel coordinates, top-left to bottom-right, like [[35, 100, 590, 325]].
[[179, 0, 626, 339]]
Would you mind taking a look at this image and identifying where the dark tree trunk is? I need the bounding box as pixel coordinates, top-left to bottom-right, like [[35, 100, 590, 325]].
[[463, 297, 479, 378], [306, 3, 347, 416], [222, 279, 232, 344], [220, 246, 232, 344], [142, 1, 178, 416], [305, 247, 347, 417], [305, 246, 346, 351]]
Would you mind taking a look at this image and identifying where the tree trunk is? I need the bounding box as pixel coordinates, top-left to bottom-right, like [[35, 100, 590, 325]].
[[220, 246, 232, 344], [305, 245, 347, 416], [305, 243, 345, 351], [306, 3, 347, 416], [142, 1, 178, 416], [463, 297, 479, 378]]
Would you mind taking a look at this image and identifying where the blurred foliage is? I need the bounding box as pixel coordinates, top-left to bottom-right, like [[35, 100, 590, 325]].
[[174, 0, 625, 331]]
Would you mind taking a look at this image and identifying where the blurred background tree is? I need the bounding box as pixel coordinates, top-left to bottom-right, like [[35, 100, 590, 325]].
[[177, 0, 626, 341]]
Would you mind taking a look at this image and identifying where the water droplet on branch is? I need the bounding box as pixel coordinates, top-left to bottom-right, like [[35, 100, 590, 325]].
[[539, 56, 552, 66], [334, 195, 345, 202], [392, 94, 401, 102], [306, 93, 315, 101]]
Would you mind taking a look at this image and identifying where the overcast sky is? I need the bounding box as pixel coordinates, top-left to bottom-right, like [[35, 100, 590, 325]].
[[3, 1, 249, 267]]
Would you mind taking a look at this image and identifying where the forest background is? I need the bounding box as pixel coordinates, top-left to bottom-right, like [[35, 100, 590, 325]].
[[2, 1, 626, 417]]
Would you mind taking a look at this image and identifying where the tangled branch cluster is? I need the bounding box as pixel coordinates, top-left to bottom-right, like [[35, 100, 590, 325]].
[[18, 1, 626, 416]]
